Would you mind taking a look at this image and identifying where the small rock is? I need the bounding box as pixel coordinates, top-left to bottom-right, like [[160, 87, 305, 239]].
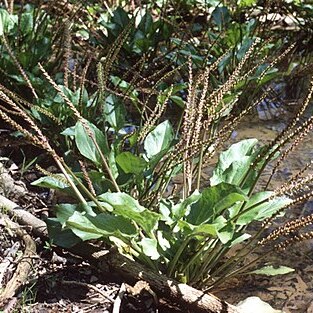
[[236, 296, 283, 313], [51, 252, 67, 264]]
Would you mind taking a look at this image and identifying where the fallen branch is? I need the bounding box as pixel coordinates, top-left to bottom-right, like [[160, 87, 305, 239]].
[[0, 195, 48, 238], [0, 213, 37, 307], [0, 194, 241, 313]]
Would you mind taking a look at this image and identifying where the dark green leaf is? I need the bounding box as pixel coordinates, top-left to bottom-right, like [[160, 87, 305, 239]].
[[211, 6, 230, 30], [187, 183, 247, 225], [66, 211, 137, 241], [54, 203, 77, 225], [45, 218, 81, 248], [75, 120, 109, 165], [138, 12, 153, 34], [103, 95, 125, 130], [20, 12, 33, 34], [172, 191, 201, 220], [116, 152, 147, 175], [112, 7, 130, 28]]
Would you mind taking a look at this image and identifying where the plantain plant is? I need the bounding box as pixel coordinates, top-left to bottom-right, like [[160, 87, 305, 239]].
[[0, 1, 312, 290]]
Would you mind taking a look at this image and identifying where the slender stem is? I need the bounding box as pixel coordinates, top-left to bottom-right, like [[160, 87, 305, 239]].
[[181, 237, 212, 275], [204, 248, 273, 291], [92, 138, 120, 192], [212, 225, 268, 278], [191, 239, 219, 283], [54, 157, 87, 205], [167, 236, 192, 277], [230, 195, 271, 223], [196, 137, 205, 190], [61, 162, 108, 213]]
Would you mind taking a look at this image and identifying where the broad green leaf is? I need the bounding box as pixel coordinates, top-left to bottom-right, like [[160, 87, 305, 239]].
[[31, 175, 69, 190], [45, 218, 81, 248], [159, 200, 174, 224], [144, 120, 174, 159], [112, 7, 130, 28], [88, 213, 137, 237], [20, 12, 33, 35], [216, 222, 235, 244], [172, 191, 201, 220], [210, 139, 263, 193], [170, 95, 185, 108], [249, 265, 294, 276], [0, 9, 16, 35], [227, 233, 251, 247], [75, 120, 109, 165], [236, 191, 292, 225], [138, 12, 153, 34], [191, 224, 217, 237], [140, 238, 160, 260], [213, 192, 247, 216], [116, 152, 147, 175], [187, 183, 247, 225], [237, 38, 253, 61], [61, 126, 75, 136], [67, 212, 104, 240], [103, 95, 125, 130], [55, 203, 77, 225], [98, 192, 160, 234], [66, 211, 137, 241]]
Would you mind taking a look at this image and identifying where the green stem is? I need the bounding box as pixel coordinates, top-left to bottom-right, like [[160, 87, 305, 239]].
[[204, 248, 273, 291], [191, 239, 219, 283], [54, 157, 87, 205], [211, 226, 267, 278], [167, 236, 192, 277], [92, 138, 120, 192], [181, 237, 212, 275], [61, 163, 108, 213]]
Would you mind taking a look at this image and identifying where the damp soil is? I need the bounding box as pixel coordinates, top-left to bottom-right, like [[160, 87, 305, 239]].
[[212, 115, 313, 313]]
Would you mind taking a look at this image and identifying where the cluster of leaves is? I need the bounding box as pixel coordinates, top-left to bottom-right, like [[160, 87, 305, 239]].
[[0, 0, 312, 290], [33, 120, 294, 288]]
